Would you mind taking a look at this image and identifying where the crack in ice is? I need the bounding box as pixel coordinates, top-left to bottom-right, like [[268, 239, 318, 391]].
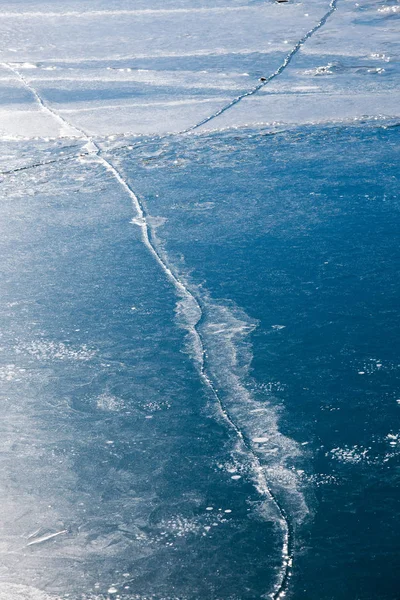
[[182, 0, 339, 132], [2, 61, 296, 600], [0, 1, 346, 587], [0, 151, 90, 176], [101, 0, 338, 156]]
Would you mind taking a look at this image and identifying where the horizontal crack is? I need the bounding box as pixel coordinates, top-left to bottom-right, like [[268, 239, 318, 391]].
[[0, 151, 89, 176]]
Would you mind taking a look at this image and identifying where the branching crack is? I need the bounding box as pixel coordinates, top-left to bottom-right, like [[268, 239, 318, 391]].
[[0, 4, 340, 596], [2, 59, 293, 600]]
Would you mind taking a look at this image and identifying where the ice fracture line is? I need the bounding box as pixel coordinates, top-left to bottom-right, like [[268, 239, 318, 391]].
[[0, 151, 91, 176], [183, 0, 339, 132], [2, 61, 294, 600], [104, 0, 338, 156]]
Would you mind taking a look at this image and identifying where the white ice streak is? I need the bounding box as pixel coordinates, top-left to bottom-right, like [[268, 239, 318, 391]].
[[26, 530, 67, 547], [19, 47, 286, 64], [0, 7, 264, 19], [60, 98, 231, 113], [24, 69, 247, 92]]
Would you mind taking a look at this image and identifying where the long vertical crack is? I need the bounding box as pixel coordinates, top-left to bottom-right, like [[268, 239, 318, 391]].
[[132, 190, 294, 600], [3, 62, 295, 599]]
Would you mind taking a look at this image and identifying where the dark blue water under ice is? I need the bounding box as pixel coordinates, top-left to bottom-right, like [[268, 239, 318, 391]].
[[1, 121, 399, 600], [110, 123, 400, 600]]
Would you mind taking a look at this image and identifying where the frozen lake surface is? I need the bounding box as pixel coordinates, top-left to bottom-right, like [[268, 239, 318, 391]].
[[0, 1, 399, 599]]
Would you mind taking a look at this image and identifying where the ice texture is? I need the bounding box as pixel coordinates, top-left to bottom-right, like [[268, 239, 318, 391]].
[[1, 0, 397, 137], [0, 1, 399, 600]]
